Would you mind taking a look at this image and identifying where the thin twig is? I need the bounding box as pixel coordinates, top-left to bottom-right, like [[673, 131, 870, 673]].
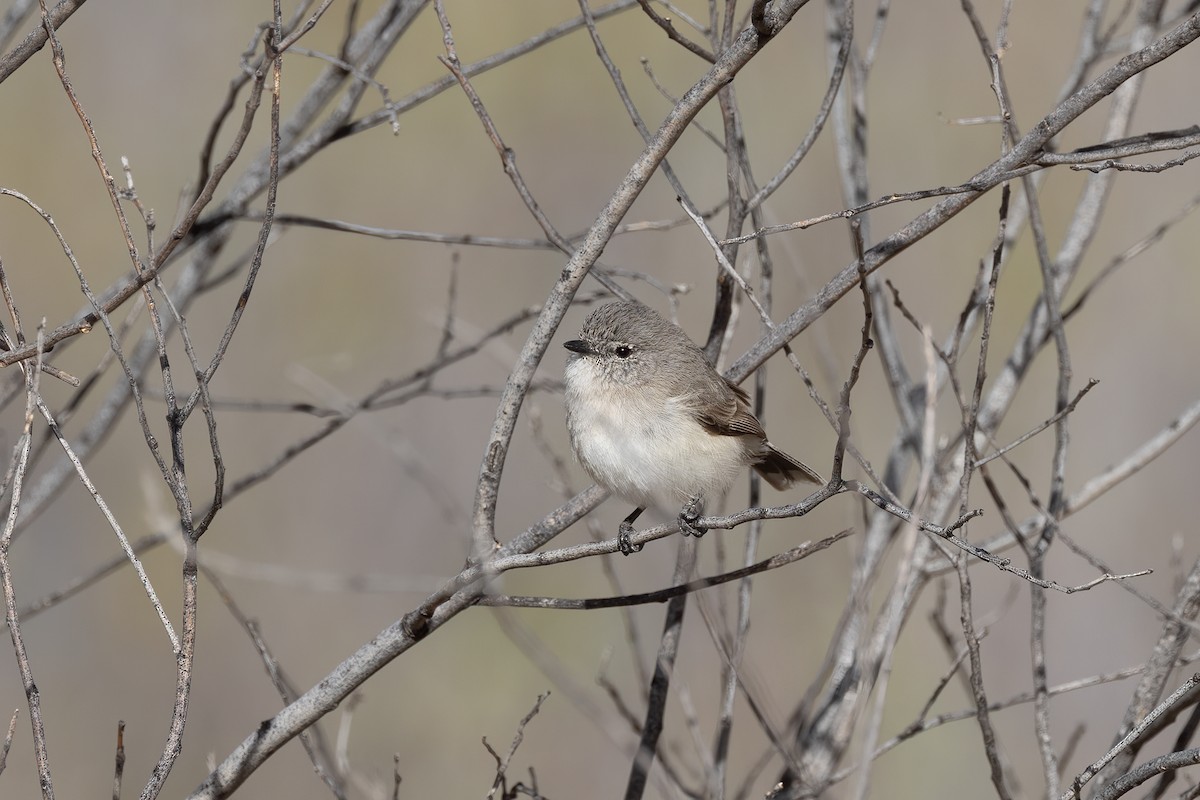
[[486, 693, 549, 799], [112, 721, 126, 800], [635, 0, 715, 61], [974, 379, 1099, 467]]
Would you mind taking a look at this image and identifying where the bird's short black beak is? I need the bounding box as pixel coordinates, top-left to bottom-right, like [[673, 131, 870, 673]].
[[564, 339, 592, 355]]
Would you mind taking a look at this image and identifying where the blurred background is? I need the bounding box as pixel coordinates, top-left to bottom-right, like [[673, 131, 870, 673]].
[[0, 0, 1198, 797]]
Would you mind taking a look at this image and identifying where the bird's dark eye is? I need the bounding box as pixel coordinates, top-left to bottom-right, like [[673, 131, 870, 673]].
[[614, 345, 633, 358]]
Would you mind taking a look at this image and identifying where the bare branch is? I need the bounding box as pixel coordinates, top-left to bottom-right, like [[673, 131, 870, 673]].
[[1066, 673, 1200, 799], [486, 693, 550, 799], [623, 543, 693, 800], [635, 0, 715, 62], [0, 707, 17, 778], [477, 528, 853, 609], [1, 327, 52, 798], [112, 721, 125, 800], [0, 0, 84, 83], [1088, 559, 1200, 796]]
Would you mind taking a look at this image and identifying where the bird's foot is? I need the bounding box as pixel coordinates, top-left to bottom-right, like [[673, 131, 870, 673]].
[[678, 496, 706, 538], [618, 520, 643, 555]]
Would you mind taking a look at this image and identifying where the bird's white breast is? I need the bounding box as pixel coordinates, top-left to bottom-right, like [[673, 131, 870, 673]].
[[564, 358, 747, 510]]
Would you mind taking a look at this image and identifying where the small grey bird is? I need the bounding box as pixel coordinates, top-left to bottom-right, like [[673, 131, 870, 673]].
[[563, 301, 822, 554]]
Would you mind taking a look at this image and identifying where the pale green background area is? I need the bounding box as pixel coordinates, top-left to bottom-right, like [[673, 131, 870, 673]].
[[0, 1, 1198, 798]]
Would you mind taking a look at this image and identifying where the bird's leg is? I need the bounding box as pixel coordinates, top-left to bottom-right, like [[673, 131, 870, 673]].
[[618, 507, 645, 555], [678, 496, 706, 538]]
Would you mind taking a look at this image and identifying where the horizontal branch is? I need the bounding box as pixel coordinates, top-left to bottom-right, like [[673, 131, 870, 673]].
[[477, 528, 853, 609], [261, 213, 559, 249]]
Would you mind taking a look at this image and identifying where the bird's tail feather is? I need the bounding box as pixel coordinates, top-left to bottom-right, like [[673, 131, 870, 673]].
[[753, 444, 823, 490]]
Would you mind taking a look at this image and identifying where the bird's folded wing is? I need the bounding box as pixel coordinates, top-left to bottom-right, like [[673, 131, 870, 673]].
[[692, 377, 767, 439]]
